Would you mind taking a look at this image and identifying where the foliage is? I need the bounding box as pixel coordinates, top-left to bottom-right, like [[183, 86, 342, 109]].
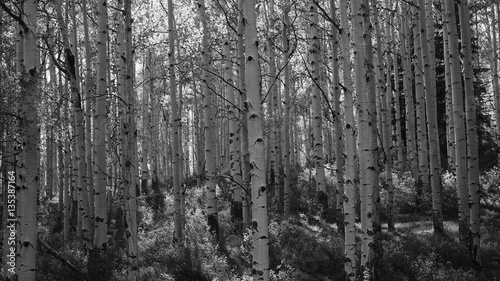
[[378, 232, 477, 281]]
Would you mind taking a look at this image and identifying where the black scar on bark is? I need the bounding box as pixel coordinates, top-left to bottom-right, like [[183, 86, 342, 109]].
[[207, 213, 219, 239]]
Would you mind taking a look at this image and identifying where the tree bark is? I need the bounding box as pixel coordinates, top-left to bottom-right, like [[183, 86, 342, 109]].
[[340, 0, 357, 278], [444, 0, 469, 246]]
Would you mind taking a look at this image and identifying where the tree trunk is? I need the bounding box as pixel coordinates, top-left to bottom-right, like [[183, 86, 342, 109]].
[[309, 0, 328, 216], [224, 37, 243, 226], [94, 0, 108, 250], [244, 0, 269, 279], [412, 1, 429, 206], [340, 0, 357, 278], [283, 5, 291, 220], [445, 0, 469, 246], [458, 0, 480, 266], [169, 0, 182, 242], [330, 0, 344, 233], [402, 8, 419, 182], [17, 0, 40, 279], [123, 0, 139, 278], [197, 0, 219, 237], [238, 0, 251, 228], [491, 4, 500, 162]]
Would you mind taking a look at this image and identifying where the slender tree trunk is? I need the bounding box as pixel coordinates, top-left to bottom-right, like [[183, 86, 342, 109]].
[[445, 0, 469, 246], [244, 0, 269, 279], [491, 5, 500, 162], [142, 50, 151, 196], [17, 0, 40, 279], [340, 0, 357, 278], [441, 0, 455, 172], [168, 0, 182, 242], [197, 0, 219, 237], [283, 5, 291, 219], [412, 1, 429, 206], [309, 0, 328, 216], [458, 0, 480, 265], [82, 0, 95, 242], [123, 0, 139, 278], [224, 37, 243, 226], [418, 0, 443, 234], [94, 0, 108, 250], [402, 8, 419, 181], [238, 0, 251, 228], [330, 0, 344, 233]]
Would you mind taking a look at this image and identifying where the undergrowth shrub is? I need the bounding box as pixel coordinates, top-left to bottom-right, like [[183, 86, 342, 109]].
[[378, 232, 477, 281], [266, 217, 345, 281]]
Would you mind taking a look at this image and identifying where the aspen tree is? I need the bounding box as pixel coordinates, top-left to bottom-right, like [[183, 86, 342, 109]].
[[225, 38, 243, 224], [244, 0, 269, 279], [402, 9, 418, 181], [340, 0, 357, 278], [197, 0, 219, 236], [391, 15, 404, 172], [352, 0, 376, 276], [385, 0, 395, 232], [412, 1, 429, 204], [82, 0, 95, 240], [122, 0, 139, 278], [441, 0, 455, 171], [169, 0, 182, 242], [62, 78, 71, 242], [238, 0, 251, 228], [16, 0, 40, 278], [283, 4, 291, 219], [330, 0, 344, 233], [416, 0, 443, 233], [445, 0, 469, 246], [373, 0, 389, 235], [309, 0, 328, 215], [94, 0, 108, 250], [458, 0, 480, 265], [142, 50, 151, 196], [491, 5, 500, 160], [363, 0, 378, 275]]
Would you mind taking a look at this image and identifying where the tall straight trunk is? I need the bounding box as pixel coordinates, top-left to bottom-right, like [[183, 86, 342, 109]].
[[492, 5, 500, 161], [142, 50, 151, 196], [418, 0, 443, 234], [402, 9, 418, 181], [442, 0, 455, 172], [82, 0, 95, 241], [392, 16, 404, 172], [362, 0, 378, 276], [122, 0, 139, 278], [340, 0, 357, 278], [244, 0, 269, 279], [225, 38, 243, 225], [94, 0, 108, 250], [330, 0, 344, 234], [197, 0, 219, 236], [444, 0, 468, 246], [381, 0, 394, 232], [458, 0, 480, 265], [309, 0, 328, 214], [373, 0, 389, 236], [352, 0, 376, 276], [412, 1, 429, 203], [238, 0, 251, 228], [17, 0, 40, 279], [282, 5, 291, 219], [168, 0, 182, 242], [62, 78, 71, 242]]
